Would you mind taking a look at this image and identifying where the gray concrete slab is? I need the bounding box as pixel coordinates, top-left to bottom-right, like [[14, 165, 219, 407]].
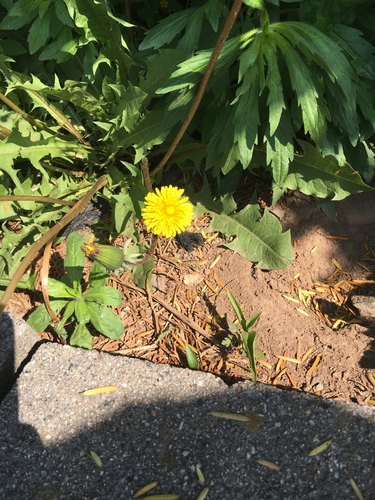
[[0, 343, 375, 500]]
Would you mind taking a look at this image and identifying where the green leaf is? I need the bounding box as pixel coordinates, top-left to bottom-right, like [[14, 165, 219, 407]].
[[227, 290, 246, 331], [139, 9, 197, 51], [27, 6, 51, 54], [283, 140, 372, 200], [65, 232, 85, 285], [70, 323, 92, 350], [55, 300, 76, 338], [271, 31, 324, 144], [88, 261, 110, 288], [177, 6, 205, 56], [189, 182, 293, 270], [186, 345, 199, 370], [265, 110, 295, 184], [86, 301, 124, 340], [139, 49, 187, 108], [262, 38, 285, 136], [84, 287, 122, 307], [245, 312, 262, 331], [205, 0, 221, 32], [275, 22, 356, 116], [75, 298, 90, 324], [242, 330, 258, 383], [48, 278, 79, 299], [27, 303, 53, 332], [234, 69, 260, 168]]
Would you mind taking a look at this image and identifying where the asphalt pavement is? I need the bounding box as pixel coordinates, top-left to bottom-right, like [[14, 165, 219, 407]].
[[1, 339, 375, 500]]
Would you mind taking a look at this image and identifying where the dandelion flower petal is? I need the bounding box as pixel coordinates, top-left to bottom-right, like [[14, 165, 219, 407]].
[[142, 185, 194, 238]]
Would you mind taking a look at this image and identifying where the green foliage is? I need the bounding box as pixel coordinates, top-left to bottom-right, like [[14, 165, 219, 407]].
[[189, 178, 293, 270], [1, 0, 375, 329], [27, 232, 124, 347], [227, 290, 262, 383], [185, 344, 199, 370]]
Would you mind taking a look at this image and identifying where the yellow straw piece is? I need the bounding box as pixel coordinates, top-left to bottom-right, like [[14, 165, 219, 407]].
[[80, 386, 117, 396], [349, 478, 364, 500], [134, 482, 159, 497], [196, 487, 210, 500], [311, 246, 318, 253], [366, 372, 375, 388], [255, 459, 280, 470], [209, 411, 250, 422], [331, 258, 342, 270], [308, 439, 332, 456], [282, 295, 300, 304], [296, 308, 309, 317], [274, 355, 301, 364]]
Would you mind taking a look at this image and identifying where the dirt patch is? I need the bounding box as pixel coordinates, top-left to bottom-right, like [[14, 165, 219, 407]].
[[6, 192, 375, 406]]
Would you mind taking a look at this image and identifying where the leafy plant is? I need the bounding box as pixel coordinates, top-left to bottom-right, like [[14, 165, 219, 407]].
[[0, 0, 375, 320], [227, 289, 262, 382], [27, 232, 124, 348]]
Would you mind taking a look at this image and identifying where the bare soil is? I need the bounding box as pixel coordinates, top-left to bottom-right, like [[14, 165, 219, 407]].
[[7, 191, 375, 406]]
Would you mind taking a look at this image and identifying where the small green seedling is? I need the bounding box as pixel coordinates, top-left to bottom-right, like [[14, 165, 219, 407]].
[[227, 290, 262, 383], [27, 232, 124, 348], [186, 344, 199, 370]]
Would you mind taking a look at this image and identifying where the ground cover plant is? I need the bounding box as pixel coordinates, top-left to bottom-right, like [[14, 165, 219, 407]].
[[0, 0, 375, 376]]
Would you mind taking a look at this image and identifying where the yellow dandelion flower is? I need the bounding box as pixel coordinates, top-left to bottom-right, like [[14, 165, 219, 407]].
[[142, 185, 194, 238]]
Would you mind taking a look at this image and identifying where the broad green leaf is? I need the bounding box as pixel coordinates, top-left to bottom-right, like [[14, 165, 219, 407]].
[[84, 287, 122, 307], [274, 22, 356, 116], [27, 301, 67, 332], [139, 49, 187, 107], [139, 9, 197, 51], [205, 0, 221, 32], [70, 323, 92, 350], [48, 278, 79, 299], [11, 75, 107, 119], [190, 185, 293, 270], [27, 6, 51, 54], [73, 0, 132, 42], [243, 0, 265, 9], [186, 345, 199, 370], [65, 232, 85, 285], [75, 298, 90, 324], [265, 111, 295, 184], [86, 301, 124, 340], [262, 38, 285, 136], [234, 69, 260, 168], [283, 140, 372, 200], [270, 31, 324, 144], [7, 0, 43, 16], [55, 300, 76, 338], [88, 261, 110, 288], [177, 6, 205, 56]]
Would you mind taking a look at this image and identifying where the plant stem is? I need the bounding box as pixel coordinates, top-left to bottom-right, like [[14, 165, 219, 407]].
[[0, 175, 108, 317], [150, 0, 244, 177], [0, 195, 75, 206]]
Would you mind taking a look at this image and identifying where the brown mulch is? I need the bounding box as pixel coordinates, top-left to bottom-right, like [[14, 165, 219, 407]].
[[6, 191, 375, 407]]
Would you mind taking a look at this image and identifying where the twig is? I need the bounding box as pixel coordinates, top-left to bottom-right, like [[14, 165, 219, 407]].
[[0, 195, 75, 206], [115, 277, 222, 347], [150, 0, 244, 177], [146, 271, 159, 335]]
